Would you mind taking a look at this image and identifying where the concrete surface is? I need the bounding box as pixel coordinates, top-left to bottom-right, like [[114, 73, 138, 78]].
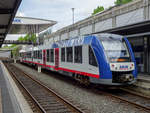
[[0, 89, 2, 113]]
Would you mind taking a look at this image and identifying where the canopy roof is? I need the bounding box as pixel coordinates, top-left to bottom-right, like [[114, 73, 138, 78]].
[[0, 0, 22, 47], [9, 16, 57, 34]]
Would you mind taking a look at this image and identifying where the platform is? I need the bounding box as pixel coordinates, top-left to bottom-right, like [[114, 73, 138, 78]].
[[124, 74, 150, 97], [136, 74, 150, 90], [0, 61, 33, 113], [138, 74, 150, 83], [0, 89, 2, 113]]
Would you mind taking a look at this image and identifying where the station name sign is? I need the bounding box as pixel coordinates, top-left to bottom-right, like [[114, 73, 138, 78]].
[[13, 18, 22, 23]]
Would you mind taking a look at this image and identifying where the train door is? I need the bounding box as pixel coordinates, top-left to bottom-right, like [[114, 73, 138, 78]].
[[43, 50, 46, 65], [55, 48, 59, 69]]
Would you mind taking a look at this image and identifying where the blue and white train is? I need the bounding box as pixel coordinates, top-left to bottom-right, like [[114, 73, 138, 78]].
[[19, 33, 137, 86]]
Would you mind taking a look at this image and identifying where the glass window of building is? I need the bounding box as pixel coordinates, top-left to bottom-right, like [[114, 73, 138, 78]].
[[128, 38, 144, 73]]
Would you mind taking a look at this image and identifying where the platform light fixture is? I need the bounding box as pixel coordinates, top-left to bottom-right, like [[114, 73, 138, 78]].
[[71, 8, 75, 25]]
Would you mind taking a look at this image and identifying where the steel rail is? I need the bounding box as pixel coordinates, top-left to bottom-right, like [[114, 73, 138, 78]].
[[5, 63, 85, 113], [5, 63, 46, 113], [99, 89, 150, 112]]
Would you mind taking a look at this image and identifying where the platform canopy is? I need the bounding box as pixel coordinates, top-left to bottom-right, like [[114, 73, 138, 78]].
[[0, 0, 22, 47], [9, 17, 57, 34]]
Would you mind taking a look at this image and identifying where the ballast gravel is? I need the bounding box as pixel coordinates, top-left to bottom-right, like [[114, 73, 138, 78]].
[[13, 63, 148, 113]]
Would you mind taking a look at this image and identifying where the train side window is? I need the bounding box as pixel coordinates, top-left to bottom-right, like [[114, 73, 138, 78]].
[[24, 52, 27, 58], [74, 46, 82, 63], [34, 51, 36, 59], [37, 51, 40, 59], [40, 50, 42, 59], [29, 52, 31, 58], [26, 52, 28, 58], [67, 47, 73, 62], [61, 48, 65, 62], [30, 52, 32, 58], [50, 49, 54, 62], [29, 52, 30, 58], [47, 50, 49, 62], [39, 50, 41, 59], [36, 51, 38, 59], [30, 52, 31, 58], [89, 46, 98, 67], [33, 51, 35, 58]]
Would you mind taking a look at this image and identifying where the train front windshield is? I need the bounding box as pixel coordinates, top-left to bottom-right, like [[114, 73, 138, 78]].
[[99, 35, 131, 62]]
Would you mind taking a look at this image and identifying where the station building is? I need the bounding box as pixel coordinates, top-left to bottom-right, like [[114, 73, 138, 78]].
[[129, 35, 150, 74]]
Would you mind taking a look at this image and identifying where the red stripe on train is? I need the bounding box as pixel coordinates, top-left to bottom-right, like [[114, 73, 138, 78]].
[[22, 60, 99, 78]]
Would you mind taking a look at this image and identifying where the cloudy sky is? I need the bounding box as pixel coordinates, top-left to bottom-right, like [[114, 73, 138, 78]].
[[6, 0, 116, 40]]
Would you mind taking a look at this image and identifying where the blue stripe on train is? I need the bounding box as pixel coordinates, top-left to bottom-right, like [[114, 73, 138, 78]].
[[91, 36, 112, 79]]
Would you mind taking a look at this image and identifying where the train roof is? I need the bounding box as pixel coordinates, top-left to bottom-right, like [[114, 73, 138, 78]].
[[19, 33, 124, 51], [54, 35, 95, 48], [54, 33, 124, 48]]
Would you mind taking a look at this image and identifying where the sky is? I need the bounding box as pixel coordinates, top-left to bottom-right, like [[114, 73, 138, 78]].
[[6, 0, 116, 40]]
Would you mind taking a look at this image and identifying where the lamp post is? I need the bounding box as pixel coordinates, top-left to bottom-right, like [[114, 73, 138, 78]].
[[71, 8, 75, 25]]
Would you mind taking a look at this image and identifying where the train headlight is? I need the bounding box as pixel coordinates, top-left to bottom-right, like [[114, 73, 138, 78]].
[[130, 63, 134, 70], [111, 64, 115, 68]]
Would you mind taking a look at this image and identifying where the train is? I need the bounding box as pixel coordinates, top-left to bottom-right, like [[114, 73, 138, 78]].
[[19, 33, 137, 86]]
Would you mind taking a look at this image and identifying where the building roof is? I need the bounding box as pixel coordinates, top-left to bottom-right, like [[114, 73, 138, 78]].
[[9, 16, 57, 34], [0, 0, 22, 47]]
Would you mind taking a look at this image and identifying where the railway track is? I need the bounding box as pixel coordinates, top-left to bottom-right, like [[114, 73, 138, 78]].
[[4, 63, 85, 113], [6, 62, 150, 112], [40, 64, 150, 112], [113, 89, 150, 111], [98, 88, 150, 112]]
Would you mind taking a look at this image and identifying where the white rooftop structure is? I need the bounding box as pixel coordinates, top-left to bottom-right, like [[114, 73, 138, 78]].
[[9, 16, 57, 34]]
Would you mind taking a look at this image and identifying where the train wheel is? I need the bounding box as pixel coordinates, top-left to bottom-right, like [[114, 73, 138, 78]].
[[74, 74, 90, 86], [80, 76, 90, 86], [83, 76, 90, 86]]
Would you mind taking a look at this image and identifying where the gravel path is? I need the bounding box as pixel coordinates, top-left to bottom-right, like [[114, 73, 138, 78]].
[[13, 63, 149, 113]]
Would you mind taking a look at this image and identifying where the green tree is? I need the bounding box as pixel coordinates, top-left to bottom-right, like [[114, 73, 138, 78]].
[[114, 0, 133, 5], [30, 34, 37, 43], [24, 34, 30, 41], [18, 36, 24, 41], [92, 6, 104, 15], [2, 34, 37, 58], [18, 34, 37, 43]]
